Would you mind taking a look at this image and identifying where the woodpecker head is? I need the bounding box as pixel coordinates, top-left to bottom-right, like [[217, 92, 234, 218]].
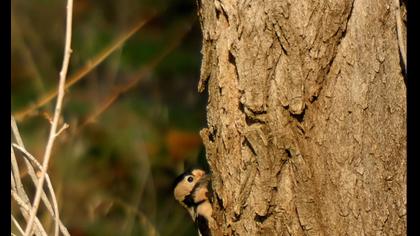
[[173, 168, 207, 205], [173, 168, 214, 236]]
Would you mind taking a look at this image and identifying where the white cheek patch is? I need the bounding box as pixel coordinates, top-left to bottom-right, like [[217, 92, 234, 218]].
[[174, 181, 192, 201]]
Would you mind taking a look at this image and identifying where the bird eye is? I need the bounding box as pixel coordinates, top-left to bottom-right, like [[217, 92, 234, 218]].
[[187, 176, 194, 183]]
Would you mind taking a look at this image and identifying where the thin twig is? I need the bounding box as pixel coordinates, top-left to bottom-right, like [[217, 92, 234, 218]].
[[78, 20, 194, 129], [55, 123, 69, 137], [11, 172, 16, 191], [13, 144, 70, 236], [11, 11, 46, 95], [11, 116, 25, 148], [11, 146, 42, 235], [12, 144, 43, 169], [11, 116, 40, 190], [11, 117, 35, 234], [12, 118, 69, 235], [14, 13, 157, 122], [24, 0, 73, 235], [12, 215, 25, 236], [113, 197, 160, 236], [11, 190, 47, 236], [11, 117, 39, 235], [11, 146, 27, 202]]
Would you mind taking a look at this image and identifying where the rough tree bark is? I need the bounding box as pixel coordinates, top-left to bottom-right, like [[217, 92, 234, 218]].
[[197, 0, 406, 235]]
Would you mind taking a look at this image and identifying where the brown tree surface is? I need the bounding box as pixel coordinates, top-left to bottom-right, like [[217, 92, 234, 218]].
[[197, 0, 406, 235]]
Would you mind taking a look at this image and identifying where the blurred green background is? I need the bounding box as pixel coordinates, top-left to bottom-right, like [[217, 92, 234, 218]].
[[11, 0, 207, 235]]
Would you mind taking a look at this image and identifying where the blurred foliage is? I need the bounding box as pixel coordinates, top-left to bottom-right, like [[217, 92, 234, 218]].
[[11, 0, 208, 235]]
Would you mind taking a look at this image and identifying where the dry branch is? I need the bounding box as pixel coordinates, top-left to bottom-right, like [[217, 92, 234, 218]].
[[11, 215, 25, 236], [11, 189, 47, 236], [78, 20, 194, 129], [12, 143, 70, 236], [24, 0, 73, 235], [12, 114, 70, 236], [14, 13, 157, 122]]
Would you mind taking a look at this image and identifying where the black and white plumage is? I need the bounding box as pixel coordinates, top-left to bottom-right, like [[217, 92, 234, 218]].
[[173, 168, 214, 236]]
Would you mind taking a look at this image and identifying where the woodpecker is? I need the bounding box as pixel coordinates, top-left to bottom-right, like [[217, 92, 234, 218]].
[[173, 168, 214, 236]]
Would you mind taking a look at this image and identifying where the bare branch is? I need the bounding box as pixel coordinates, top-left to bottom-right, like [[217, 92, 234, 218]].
[[11, 115, 25, 148], [12, 144, 42, 170], [13, 143, 70, 236], [12, 141, 70, 235], [14, 13, 157, 122], [11, 145, 44, 236], [11, 215, 25, 236], [55, 123, 69, 137], [11, 116, 41, 186], [11, 190, 47, 236], [11, 172, 16, 191], [78, 22, 193, 130], [24, 0, 73, 235], [11, 146, 27, 199], [11, 145, 40, 235]]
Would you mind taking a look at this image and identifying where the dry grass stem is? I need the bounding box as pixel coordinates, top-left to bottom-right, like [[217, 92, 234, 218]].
[[78, 21, 193, 130], [14, 13, 157, 122], [11, 116, 25, 148], [24, 0, 73, 235], [12, 152, 36, 236], [12, 143, 70, 236], [11, 145, 45, 235], [113, 198, 160, 236], [11, 190, 47, 236], [12, 114, 70, 235], [55, 123, 70, 137], [12, 215, 25, 236]]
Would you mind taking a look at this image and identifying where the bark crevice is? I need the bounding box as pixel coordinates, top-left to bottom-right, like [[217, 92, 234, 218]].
[[197, 0, 406, 235]]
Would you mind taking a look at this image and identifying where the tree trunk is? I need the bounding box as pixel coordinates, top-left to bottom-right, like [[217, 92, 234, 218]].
[[197, 0, 406, 235]]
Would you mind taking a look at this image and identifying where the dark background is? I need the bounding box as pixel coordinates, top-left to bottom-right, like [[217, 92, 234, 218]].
[[11, 0, 206, 235]]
